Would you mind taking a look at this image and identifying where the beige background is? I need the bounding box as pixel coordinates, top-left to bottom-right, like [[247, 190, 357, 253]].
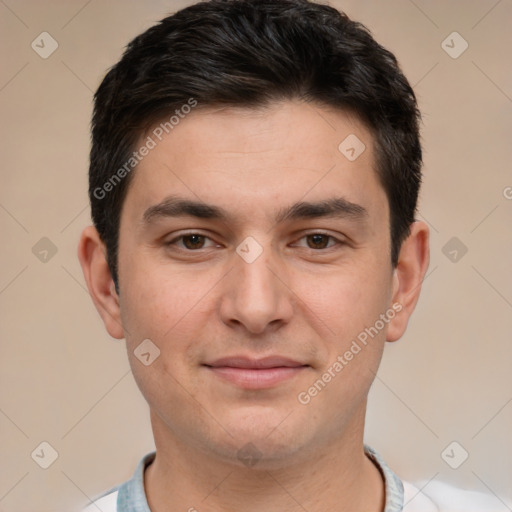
[[1, 1, 511, 511]]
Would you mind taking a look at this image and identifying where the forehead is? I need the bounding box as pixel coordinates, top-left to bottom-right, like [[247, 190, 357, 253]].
[[122, 100, 387, 228]]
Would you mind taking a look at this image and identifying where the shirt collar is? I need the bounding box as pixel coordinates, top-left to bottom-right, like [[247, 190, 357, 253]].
[[116, 452, 155, 512], [365, 444, 404, 511], [117, 446, 404, 511]]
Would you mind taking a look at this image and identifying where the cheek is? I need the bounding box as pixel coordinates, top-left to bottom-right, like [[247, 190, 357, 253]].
[[119, 258, 217, 385], [119, 256, 206, 338], [290, 259, 391, 343], [119, 269, 207, 410]]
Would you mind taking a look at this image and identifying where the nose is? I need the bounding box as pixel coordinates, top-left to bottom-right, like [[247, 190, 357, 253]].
[[218, 239, 294, 335]]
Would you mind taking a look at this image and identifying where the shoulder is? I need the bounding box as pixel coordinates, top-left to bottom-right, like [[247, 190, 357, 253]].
[[82, 488, 119, 512], [403, 479, 504, 512]]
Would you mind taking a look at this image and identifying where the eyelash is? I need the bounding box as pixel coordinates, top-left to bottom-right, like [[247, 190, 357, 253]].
[[165, 232, 344, 252]]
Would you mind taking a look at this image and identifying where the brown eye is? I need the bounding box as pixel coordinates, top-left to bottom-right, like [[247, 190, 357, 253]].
[[166, 233, 216, 251], [306, 234, 331, 249], [181, 234, 206, 250], [291, 232, 344, 252]]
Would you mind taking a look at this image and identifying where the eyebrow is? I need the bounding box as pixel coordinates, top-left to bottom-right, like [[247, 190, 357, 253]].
[[142, 195, 368, 225]]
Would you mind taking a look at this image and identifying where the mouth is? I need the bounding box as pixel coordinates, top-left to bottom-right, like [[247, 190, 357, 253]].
[[203, 356, 309, 389]]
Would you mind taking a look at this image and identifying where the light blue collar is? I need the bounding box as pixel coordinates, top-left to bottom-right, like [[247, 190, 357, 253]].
[[116, 445, 404, 511]]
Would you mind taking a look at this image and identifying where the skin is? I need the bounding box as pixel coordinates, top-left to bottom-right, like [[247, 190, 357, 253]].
[[78, 100, 429, 512]]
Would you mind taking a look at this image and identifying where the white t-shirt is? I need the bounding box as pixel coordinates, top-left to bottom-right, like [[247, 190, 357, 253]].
[[83, 448, 505, 512]]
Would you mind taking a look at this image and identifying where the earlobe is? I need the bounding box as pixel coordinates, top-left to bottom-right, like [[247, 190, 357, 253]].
[[77, 226, 125, 340], [386, 221, 430, 342]]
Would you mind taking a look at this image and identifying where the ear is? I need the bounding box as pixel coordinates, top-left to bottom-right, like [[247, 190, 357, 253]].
[[386, 221, 430, 342], [77, 225, 125, 339]]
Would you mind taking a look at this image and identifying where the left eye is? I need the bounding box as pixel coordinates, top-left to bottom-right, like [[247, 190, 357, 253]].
[[294, 233, 340, 250]]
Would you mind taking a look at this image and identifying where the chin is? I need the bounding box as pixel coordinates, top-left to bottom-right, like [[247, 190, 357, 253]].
[[210, 436, 307, 471], [205, 411, 315, 470]]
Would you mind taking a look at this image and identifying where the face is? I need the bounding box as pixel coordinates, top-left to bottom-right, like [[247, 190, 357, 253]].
[[94, 100, 417, 468]]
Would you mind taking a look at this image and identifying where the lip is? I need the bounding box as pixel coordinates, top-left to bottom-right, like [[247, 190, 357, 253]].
[[203, 356, 309, 389], [206, 356, 306, 369]]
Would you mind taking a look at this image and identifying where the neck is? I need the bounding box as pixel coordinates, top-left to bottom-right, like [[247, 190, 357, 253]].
[[144, 408, 385, 512]]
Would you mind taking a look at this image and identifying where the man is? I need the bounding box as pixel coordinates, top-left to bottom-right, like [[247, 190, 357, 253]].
[[78, 1, 498, 510]]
